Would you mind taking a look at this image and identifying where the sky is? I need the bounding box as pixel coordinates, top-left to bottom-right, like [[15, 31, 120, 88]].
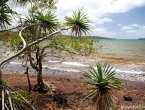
[[10, 0, 145, 39]]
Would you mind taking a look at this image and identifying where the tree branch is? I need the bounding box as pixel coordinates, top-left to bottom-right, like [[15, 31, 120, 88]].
[[0, 25, 70, 67]]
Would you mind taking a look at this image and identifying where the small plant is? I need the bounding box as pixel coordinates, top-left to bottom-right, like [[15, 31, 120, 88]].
[[83, 62, 123, 110], [0, 80, 6, 90], [12, 90, 29, 101]]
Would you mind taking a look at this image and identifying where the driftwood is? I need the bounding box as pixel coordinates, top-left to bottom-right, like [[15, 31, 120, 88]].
[[0, 86, 36, 110]]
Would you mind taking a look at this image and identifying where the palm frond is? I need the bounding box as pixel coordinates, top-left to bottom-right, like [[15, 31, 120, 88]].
[[0, 2, 17, 29], [35, 11, 58, 33], [65, 7, 92, 37], [83, 62, 123, 91]]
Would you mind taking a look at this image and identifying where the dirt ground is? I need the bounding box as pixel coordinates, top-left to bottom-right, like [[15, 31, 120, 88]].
[[3, 73, 145, 110]]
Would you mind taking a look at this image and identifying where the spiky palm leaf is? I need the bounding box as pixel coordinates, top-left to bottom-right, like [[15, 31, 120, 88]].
[[0, 2, 17, 29], [35, 11, 58, 33], [84, 62, 122, 91], [83, 62, 123, 110], [11, 0, 30, 6], [65, 7, 92, 37], [25, 13, 38, 24]]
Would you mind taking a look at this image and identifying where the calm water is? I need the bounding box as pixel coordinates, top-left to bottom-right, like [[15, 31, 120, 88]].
[[97, 39, 145, 60]]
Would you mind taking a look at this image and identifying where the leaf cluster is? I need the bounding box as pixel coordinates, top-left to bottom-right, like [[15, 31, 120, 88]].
[[0, 31, 23, 52], [65, 8, 92, 37], [0, 1, 17, 29], [84, 62, 123, 93]]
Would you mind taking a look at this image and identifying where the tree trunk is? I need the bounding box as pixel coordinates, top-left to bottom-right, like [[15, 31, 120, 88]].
[[0, 68, 4, 83], [37, 61, 43, 86], [26, 67, 31, 92]]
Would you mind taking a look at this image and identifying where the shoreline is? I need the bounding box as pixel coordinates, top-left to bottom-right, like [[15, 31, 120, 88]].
[[2, 55, 145, 82], [2, 61, 145, 90]]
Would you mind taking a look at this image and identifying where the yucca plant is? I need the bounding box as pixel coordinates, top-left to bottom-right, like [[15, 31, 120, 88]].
[[83, 62, 123, 110]]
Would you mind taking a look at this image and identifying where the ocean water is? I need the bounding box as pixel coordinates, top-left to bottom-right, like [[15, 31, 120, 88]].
[[2, 39, 145, 82], [97, 39, 145, 60]]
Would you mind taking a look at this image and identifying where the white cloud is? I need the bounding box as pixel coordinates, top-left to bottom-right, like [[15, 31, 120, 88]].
[[96, 17, 113, 24], [56, 0, 145, 21], [118, 24, 145, 39], [92, 27, 117, 38], [121, 26, 132, 30], [131, 24, 145, 29]]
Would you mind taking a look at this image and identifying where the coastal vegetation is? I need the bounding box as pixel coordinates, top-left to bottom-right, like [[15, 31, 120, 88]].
[[0, 0, 127, 110], [0, 0, 99, 109]]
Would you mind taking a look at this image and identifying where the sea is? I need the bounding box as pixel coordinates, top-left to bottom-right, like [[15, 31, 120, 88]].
[[1, 39, 145, 82]]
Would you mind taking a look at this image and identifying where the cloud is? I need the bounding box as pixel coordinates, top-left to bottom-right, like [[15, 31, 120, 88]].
[[57, 0, 145, 21], [131, 24, 145, 29], [96, 17, 113, 24], [93, 23, 145, 39], [121, 26, 132, 30], [93, 27, 117, 38], [119, 24, 145, 39]]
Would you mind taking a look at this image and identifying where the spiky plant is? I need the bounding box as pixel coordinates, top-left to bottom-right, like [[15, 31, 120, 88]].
[[65, 7, 92, 37], [83, 62, 123, 110], [35, 11, 58, 33], [0, 1, 17, 29]]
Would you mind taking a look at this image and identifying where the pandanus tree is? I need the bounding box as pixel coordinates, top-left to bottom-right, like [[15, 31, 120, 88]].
[[83, 62, 123, 110], [21, 11, 59, 91]]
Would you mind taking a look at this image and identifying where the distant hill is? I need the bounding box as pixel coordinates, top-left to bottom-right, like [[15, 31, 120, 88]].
[[138, 38, 145, 40], [89, 36, 116, 39], [64, 35, 116, 39]]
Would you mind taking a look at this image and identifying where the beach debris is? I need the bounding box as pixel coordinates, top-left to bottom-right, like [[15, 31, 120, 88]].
[[44, 81, 57, 96]]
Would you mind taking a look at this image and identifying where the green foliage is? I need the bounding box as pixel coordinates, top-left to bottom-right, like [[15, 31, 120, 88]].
[[65, 7, 92, 37], [0, 1, 17, 29], [12, 90, 29, 101], [49, 35, 98, 56], [0, 31, 23, 52], [25, 13, 38, 24], [35, 11, 58, 33], [84, 62, 123, 92], [0, 80, 6, 90]]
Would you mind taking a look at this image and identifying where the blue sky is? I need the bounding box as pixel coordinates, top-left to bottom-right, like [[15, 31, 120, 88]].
[[10, 0, 145, 39]]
